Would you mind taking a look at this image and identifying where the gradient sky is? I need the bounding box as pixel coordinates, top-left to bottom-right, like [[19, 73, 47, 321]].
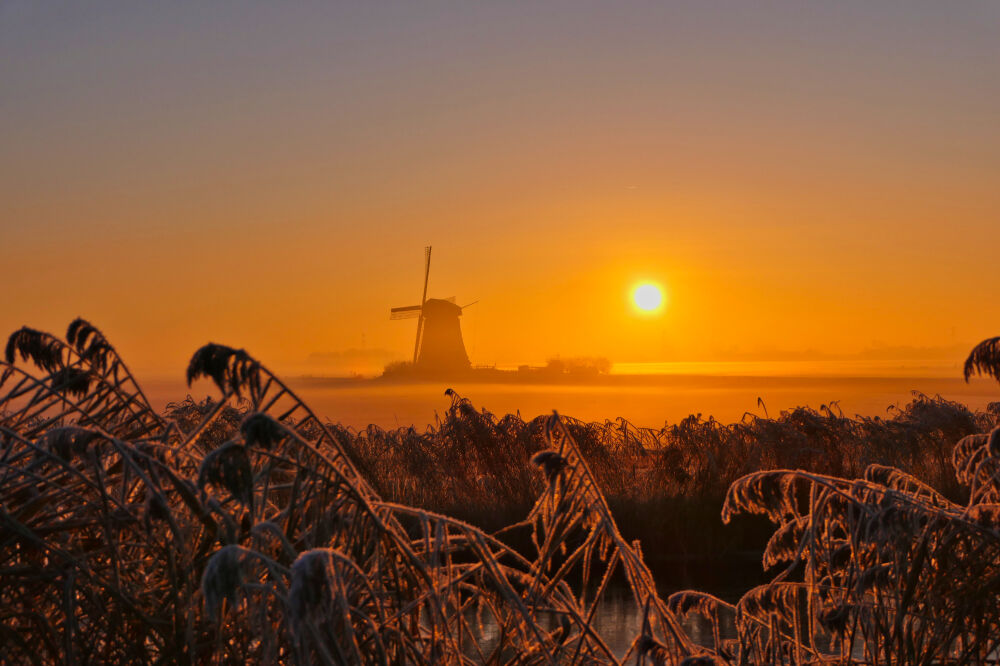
[[3, 1, 999, 376]]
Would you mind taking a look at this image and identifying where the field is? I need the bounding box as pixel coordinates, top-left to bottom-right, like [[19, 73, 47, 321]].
[[144, 370, 1000, 432], [3, 320, 1000, 664]]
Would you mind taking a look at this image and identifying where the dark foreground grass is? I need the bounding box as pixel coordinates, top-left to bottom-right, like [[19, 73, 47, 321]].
[[4, 320, 1000, 664], [166, 389, 997, 596]]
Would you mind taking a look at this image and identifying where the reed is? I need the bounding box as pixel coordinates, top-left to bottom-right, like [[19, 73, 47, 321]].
[[164, 388, 991, 583], [2, 318, 998, 664]]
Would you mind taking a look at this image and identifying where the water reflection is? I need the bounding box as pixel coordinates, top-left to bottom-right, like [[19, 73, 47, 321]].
[[462, 591, 737, 660], [590, 593, 737, 659]]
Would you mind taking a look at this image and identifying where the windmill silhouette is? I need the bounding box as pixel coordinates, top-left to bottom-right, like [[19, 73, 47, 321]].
[[390, 246, 473, 371]]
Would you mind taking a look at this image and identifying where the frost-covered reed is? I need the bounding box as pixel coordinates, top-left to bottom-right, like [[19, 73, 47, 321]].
[[2, 320, 998, 664]]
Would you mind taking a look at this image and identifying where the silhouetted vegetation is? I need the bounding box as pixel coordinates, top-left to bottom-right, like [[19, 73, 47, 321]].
[[164, 387, 995, 595], [538, 357, 613, 376], [3, 319, 1000, 663], [380, 355, 614, 381]]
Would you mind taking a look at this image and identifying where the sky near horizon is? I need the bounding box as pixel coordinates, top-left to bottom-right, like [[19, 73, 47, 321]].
[[2, 2, 999, 377]]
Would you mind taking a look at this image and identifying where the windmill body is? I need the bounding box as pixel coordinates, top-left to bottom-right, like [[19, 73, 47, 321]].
[[415, 298, 470, 370], [390, 247, 472, 375]]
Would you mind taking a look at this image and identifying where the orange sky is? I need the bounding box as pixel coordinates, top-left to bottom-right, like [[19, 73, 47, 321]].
[[2, 2, 999, 377]]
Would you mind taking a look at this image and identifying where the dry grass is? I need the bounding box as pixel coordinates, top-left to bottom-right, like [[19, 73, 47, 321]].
[[273, 389, 990, 580], [670, 367, 1000, 663], [0, 320, 698, 664], [2, 318, 998, 664]]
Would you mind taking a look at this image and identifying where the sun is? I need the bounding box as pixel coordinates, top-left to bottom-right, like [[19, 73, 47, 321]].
[[632, 283, 664, 313]]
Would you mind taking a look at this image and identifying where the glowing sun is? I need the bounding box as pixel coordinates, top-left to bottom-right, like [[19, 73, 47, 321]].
[[632, 283, 664, 313]]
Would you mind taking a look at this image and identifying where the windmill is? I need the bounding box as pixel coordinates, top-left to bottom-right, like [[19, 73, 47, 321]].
[[390, 246, 472, 371]]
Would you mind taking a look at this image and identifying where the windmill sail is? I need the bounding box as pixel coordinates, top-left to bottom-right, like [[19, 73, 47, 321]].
[[412, 246, 432, 363], [390, 305, 422, 320]]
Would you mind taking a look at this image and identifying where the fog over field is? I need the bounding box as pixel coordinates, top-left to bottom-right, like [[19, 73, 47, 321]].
[[141, 362, 999, 429]]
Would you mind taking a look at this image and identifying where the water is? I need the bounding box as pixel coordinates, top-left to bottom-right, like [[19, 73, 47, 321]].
[[464, 592, 737, 660], [586, 594, 737, 658]]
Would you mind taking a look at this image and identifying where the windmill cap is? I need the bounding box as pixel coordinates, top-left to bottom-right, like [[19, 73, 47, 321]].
[[421, 298, 463, 318]]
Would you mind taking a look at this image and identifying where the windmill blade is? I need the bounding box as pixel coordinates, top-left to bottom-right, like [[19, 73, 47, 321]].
[[460, 300, 479, 309], [414, 246, 432, 363], [423, 246, 432, 286], [443, 296, 456, 304], [390, 305, 422, 320]]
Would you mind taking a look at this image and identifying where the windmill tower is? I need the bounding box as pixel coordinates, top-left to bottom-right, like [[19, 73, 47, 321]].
[[390, 246, 472, 372]]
